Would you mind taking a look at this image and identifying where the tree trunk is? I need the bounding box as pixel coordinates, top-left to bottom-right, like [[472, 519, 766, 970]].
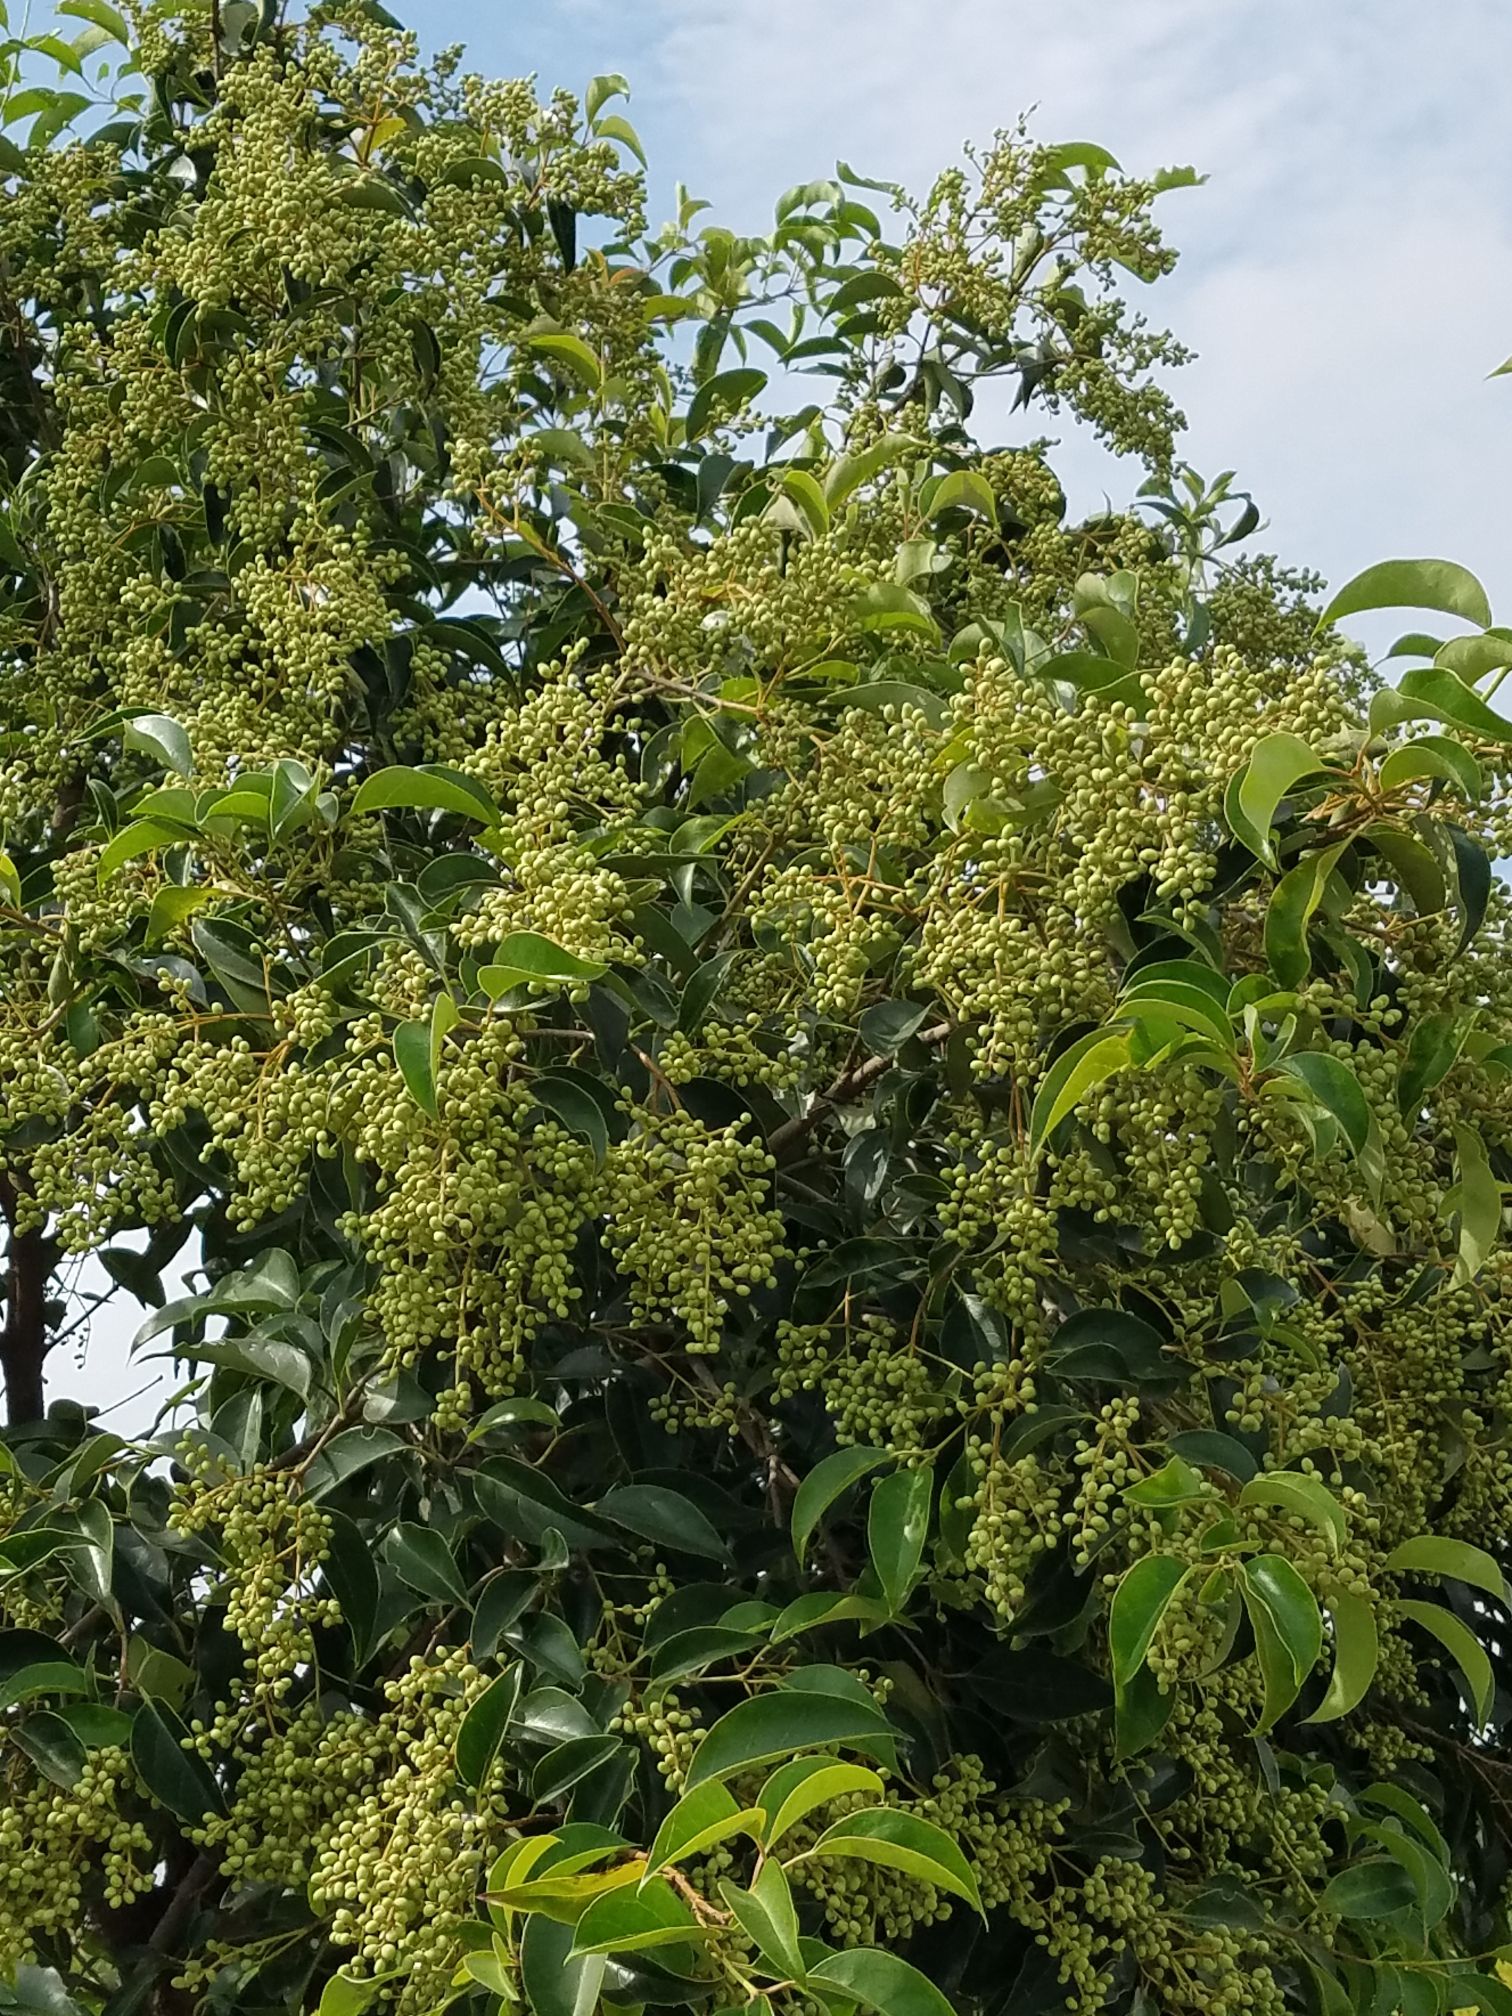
[[0, 1171, 53, 1424]]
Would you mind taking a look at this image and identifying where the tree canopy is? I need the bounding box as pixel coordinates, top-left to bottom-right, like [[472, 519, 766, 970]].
[[3, 7, 1512, 2016]]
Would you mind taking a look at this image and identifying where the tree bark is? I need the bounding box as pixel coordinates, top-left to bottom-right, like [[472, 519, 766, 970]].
[[0, 1170, 54, 1424]]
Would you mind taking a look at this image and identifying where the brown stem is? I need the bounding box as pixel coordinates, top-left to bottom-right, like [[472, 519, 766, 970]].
[[148, 1853, 217, 1956], [0, 1170, 56, 1425], [765, 1021, 953, 1162]]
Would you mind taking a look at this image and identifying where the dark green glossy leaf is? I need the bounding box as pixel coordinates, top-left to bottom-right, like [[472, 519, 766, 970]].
[[456, 1666, 523, 1789], [683, 1687, 892, 1790], [130, 1697, 226, 1821]]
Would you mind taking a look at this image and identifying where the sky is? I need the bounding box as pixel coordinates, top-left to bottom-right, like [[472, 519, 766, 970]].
[[40, 0, 1512, 1423], [404, 0, 1512, 616]]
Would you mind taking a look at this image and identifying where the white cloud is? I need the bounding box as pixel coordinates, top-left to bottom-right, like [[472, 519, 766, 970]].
[[617, 0, 1512, 615]]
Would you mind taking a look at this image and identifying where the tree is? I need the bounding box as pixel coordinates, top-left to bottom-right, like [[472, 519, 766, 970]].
[[1, 5, 1511, 2016]]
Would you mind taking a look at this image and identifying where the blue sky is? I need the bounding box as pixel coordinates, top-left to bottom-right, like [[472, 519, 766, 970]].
[[42, 0, 1512, 1420], [406, 0, 1512, 633]]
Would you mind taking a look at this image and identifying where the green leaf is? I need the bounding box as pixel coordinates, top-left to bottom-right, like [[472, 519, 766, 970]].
[[521, 1912, 608, 2016], [480, 933, 609, 996], [1321, 1858, 1420, 1921], [470, 1396, 560, 1441], [474, 1457, 623, 1553], [532, 1735, 624, 1803], [643, 1780, 759, 1882], [1385, 631, 1445, 660], [532, 426, 596, 471], [719, 1860, 805, 1980], [146, 885, 211, 946], [1384, 1534, 1509, 1604], [1272, 1052, 1370, 1155], [97, 817, 197, 884], [804, 1808, 983, 1913], [1378, 735, 1481, 801], [493, 1845, 637, 1920], [322, 1512, 380, 1661], [679, 951, 739, 1035], [382, 1523, 471, 1605], [1439, 625, 1512, 679], [769, 1592, 890, 1643], [808, 1947, 957, 2016], [683, 1687, 892, 1790], [1229, 732, 1330, 867], [1447, 821, 1492, 955], [1028, 1031, 1132, 1156], [130, 1697, 226, 1821], [1399, 1009, 1477, 1113], [303, 1427, 405, 1501], [1306, 1589, 1380, 1724], [53, 1500, 112, 1609], [0, 1658, 88, 1713], [531, 1072, 610, 1162], [14, 1711, 87, 1788], [1449, 1123, 1502, 1287], [1118, 968, 1234, 1044], [0, 1529, 76, 1577], [1124, 1454, 1209, 1511], [525, 332, 604, 387], [755, 1756, 885, 1848], [1238, 1472, 1347, 1554], [1113, 1662, 1175, 1760], [585, 73, 629, 122], [1244, 1585, 1305, 1734], [866, 1466, 932, 1614], [269, 757, 316, 841], [648, 1624, 762, 1686], [317, 1970, 399, 2016], [394, 1018, 438, 1121], [1319, 559, 1493, 631], [594, 114, 646, 166], [597, 1484, 732, 1564], [1364, 1821, 1453, 1931], [792, 1446, 890, 1562], [571, 1880, 704, 1956], [351, 764, 499, 823], [1362, 820, 1446, 916], [824, 433, 922, 508], [924, 469, 997, 524], [1169, 1431, 1258, 1482], [1241, 1554, 1322, 1684], [338, 171, 412, 214], [1263, 847, 1342, 989], [858, 1000, 929, 1054], [456, 1666, 523, 1790], [1397, 1599, 1495, 1724], [687, 369, 766, 440], [123, 712, 193, 776], [1046, 1307, 1190, 1390], [1390, 665, 1512, 743], [1035, 649, 1144, 706], [767, 466, 831, 539], [1109, 1554, 1187, 1689], [57, 0, 130, 43]]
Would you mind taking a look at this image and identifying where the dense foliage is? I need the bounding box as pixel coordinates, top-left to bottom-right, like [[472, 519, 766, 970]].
[[4, 6, 1512, 2016]]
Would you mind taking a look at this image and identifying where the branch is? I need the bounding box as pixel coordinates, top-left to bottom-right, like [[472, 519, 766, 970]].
[[148, 1853, 217, 1956], [765, 1021, 953, 1162], [0, 1170, 56, 1425]]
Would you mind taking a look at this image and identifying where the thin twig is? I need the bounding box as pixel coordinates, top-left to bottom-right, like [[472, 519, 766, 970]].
[[766, 1021, 953, 1161]]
